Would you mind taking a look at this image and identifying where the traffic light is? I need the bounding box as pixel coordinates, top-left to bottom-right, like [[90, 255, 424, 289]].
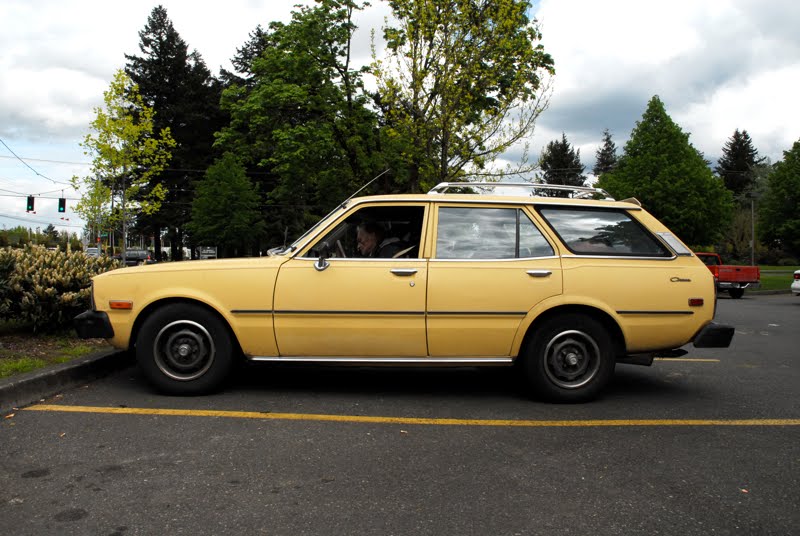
[[58, 197, 66, 213], [26, 196, 35, 212]]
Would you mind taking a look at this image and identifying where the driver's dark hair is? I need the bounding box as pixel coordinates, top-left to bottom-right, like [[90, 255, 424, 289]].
[[357, 221, 385, 240]]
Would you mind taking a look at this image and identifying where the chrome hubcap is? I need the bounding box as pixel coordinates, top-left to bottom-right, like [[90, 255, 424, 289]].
[[153, 320, 215, 381], [543, 330, 601, 389]]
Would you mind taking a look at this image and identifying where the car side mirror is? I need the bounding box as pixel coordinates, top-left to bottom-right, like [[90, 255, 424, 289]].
[[314, 241, 331, 272]]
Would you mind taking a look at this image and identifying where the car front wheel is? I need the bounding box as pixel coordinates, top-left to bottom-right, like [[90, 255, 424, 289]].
[[522, 314, 615, 403], [135, 303, 235, 395]]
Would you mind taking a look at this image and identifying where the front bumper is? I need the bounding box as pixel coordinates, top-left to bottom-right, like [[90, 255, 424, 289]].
[[693, 322, 734, 348], [74, 310, 115, 339]]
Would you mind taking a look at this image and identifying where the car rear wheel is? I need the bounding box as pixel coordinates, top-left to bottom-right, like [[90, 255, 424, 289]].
[[135, 303, 234, 395], [522, 314, 615, 403], [728, 288, 744, 299]]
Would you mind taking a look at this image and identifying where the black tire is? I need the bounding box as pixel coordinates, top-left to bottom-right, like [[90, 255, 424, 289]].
[[135, 303, 234, 395], [728, 288, 744, 299], [522, 314, 615, 403]]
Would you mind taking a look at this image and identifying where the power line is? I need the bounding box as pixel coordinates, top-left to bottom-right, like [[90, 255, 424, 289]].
[[0, 137, 71, 186], [0, 212, 83, 228]]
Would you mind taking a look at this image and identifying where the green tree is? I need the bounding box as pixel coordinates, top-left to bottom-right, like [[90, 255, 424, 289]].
[[186, 154, 265, 257], [216, 0, 379, 245], [596, 96, 733, 245], [593, 128, 618, 177], [539, 133, 586, 192], [125, 5, 225, 260], [219, 25, 269, 87], [71, 70, 175, 263], [715, 129, 765, 197], [43, 224, 58, 246], [760, 139, 800, 257], [374, 0, 554, 191]]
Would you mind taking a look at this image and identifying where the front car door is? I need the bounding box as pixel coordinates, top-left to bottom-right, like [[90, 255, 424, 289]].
[[426, 203, 563, 357], [273, 203, 429, 358]]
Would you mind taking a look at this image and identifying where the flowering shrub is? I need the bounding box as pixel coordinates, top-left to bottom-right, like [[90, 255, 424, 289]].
[[0, 245, 120, 332]]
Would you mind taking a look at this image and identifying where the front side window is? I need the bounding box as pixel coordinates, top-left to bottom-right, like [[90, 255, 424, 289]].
[[436, 207, 554, 259], [538, 207, 671, 257], [306, 205, 425, 259]]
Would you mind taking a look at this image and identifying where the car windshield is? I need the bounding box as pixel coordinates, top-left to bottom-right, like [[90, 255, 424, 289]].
[[288, 203, 347, 251]]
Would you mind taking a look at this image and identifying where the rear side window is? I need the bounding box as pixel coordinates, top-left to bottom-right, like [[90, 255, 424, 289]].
[[538, 207, 671, 257], [436, 207, 554, 259]]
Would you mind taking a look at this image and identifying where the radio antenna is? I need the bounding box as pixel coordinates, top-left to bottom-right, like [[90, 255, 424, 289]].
[[340, 169, 390, 209]]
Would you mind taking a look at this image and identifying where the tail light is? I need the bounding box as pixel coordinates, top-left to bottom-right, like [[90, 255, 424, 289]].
[[794, 273, 800, 281]]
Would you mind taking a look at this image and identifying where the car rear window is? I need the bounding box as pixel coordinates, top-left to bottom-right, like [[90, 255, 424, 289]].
[[538, 206, 671, 257]]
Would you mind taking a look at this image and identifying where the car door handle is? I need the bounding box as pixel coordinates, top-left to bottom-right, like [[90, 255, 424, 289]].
[[526, 270, 552, 278], [390, 268, 418, 276]]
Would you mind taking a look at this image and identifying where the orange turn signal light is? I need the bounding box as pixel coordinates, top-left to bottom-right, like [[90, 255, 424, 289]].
[[109, 300, 133, 310], [688, 298, 704, 307]]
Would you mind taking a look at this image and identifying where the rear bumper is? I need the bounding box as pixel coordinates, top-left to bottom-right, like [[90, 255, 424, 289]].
[[718, 281, 757, 290], [693, 322, 734, 348], [74, 310, 115, 339]]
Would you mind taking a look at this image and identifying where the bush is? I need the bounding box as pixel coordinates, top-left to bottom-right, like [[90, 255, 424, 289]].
[[0, 245, 120, 332]]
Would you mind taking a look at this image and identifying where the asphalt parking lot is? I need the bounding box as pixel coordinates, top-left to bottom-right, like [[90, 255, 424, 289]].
[[1, 294, 798, 535]]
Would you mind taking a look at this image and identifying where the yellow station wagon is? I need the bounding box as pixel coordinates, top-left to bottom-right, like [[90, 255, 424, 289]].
[[75, 183, 733, 402]]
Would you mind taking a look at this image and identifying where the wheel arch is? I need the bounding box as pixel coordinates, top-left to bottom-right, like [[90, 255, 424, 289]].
[[130, 298, 243, 357], [516, 304, 626, 361]]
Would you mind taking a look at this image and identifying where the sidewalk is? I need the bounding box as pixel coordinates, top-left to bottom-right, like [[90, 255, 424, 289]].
[[0, 349, 132, 415]]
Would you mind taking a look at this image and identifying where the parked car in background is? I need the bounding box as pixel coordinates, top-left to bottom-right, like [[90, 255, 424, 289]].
[[113, 249, 155, 267], [792, 270, 800, 296], [75, 183, 734, 403], [695, 252, 760, 299], [84, 247, 100, 257]]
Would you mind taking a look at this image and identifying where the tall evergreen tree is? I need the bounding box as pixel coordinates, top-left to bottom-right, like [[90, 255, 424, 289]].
[[216, 0, 379, 246], [596, 96, 732, 245], [760, 139, 800, 257], [219, 25, 269, 88], [715, 129, 765, 197], [593, 128, 618, 176], [125, 5, 225, 260], [539, 133, 586, 193]]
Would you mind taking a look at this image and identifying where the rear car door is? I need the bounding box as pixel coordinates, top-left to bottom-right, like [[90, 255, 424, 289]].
[[426, 204, 563, 357]]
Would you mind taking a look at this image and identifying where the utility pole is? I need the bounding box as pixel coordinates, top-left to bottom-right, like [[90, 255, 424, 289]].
[[121, 166, 127, 265], [750, 194, 755, 266]]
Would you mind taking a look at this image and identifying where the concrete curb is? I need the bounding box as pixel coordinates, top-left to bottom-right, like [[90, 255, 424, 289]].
[[0, 349, 133, 415]]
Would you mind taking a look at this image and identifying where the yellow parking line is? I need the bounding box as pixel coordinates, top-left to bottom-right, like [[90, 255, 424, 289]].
[[24, 404, 800, 427], [654, 358, 720, 362]]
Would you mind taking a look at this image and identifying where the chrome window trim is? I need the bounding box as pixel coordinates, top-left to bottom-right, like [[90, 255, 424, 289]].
[[290, 201, 429, 259]]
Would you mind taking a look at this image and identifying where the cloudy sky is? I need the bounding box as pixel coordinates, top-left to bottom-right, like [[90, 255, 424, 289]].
[[1, 0, 798, 235]]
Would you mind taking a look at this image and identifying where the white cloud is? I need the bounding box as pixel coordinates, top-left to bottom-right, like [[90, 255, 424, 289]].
[[676, 64, 800, 162], [1, 0, 798, 232], [532, 0, 800, 167]]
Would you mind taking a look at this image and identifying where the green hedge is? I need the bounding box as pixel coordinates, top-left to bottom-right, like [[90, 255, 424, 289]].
[[0, 245, 120, 332]]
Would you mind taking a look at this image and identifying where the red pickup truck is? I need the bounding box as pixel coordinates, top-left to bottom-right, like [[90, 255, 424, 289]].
[[695, 252, 760, 299]]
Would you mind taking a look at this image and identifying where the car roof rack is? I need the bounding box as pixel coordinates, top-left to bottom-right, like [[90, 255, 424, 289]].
[[427, 182, 615, 200]]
